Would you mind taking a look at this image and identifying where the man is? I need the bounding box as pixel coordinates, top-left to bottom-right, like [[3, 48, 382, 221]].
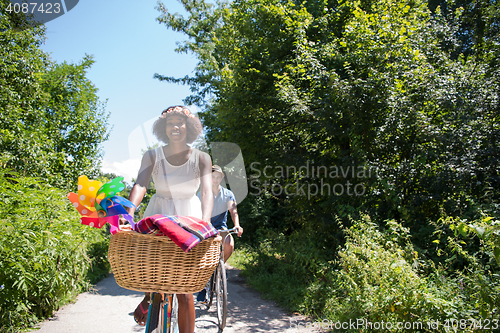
[[197, 165, 243, 302]]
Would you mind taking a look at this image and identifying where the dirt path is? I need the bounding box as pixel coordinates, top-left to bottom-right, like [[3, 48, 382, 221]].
[[29, 265, 320, 333]]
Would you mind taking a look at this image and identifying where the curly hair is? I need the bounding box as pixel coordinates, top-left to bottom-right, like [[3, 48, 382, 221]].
[[152, 106, 203, 144]]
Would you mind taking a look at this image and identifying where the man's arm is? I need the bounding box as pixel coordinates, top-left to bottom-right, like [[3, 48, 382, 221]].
[[227, 200, 243, 237]]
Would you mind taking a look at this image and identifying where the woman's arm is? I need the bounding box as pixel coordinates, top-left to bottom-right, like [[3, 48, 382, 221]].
[[124, 184, 147, 216], [198, 151, 213, 223], [119, 149, 155, 224]]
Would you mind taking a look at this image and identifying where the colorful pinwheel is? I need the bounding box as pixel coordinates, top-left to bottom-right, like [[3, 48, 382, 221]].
[[67, 176, 136, 234]]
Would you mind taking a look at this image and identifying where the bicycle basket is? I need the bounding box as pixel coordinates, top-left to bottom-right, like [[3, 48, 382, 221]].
[[108, 231, 221, 294]]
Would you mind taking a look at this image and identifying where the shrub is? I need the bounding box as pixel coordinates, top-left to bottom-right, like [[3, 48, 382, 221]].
[[327, 218, 429, 327], [0, 170, 110, 332], [231, 223, 340, 315], [326, 216, 499, 332], [231, 214, 499, 331]]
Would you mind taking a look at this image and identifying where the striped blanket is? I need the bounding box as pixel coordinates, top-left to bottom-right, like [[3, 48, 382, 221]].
[[134, 214, 219, 253]]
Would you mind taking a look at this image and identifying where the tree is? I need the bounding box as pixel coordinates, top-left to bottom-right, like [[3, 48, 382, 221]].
[[37, 56, 110, 188], [427, 0, 500, 60], [156, 0, 499, 255], [1, 0, 49, 169], [0, 1, 110, 189]]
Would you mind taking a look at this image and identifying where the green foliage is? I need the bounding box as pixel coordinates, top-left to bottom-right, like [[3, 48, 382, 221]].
[[157, 0, 500, 326], [234, 191, 288, 246], [232, 216, 499, 331], [1, 0, 49, 173], [0, 170, 110, 332], [428, 0, 500, 61], [0, 2, 112, 331], [36, 57, 110, 188], [430, 215, 500, 318], [327, 217, 499, 331], [471, 216, 500, 266], [0, 1, 110, 190], [232, 229, 329, 314], [329, 218, 444, 330], [157, 0, 499, 225]]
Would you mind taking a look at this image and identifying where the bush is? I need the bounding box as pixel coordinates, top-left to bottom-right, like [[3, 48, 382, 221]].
[[328, 217, 437, 330], [326, 216, 499, 332], [231, 223, 340, 315], [232, 215, 499, 332], [0, 170, 110, 332]]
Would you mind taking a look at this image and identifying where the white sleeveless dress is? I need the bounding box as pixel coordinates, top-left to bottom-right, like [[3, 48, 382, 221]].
[[143, 147, 203, 219]]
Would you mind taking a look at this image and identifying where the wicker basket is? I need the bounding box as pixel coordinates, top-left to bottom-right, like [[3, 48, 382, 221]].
[[108, 231, 221, 294]]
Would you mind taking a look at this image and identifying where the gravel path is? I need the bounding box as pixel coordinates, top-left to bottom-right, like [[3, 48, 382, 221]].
[[29, 265, 320, 333]]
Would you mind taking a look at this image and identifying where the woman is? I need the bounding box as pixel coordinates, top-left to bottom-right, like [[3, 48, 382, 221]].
[[122, 105, 213, 333]]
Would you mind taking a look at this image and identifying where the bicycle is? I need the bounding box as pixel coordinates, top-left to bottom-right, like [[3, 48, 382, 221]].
[[144, 293, 178, 333], [108, 230, 222, 333], [68, 176, 221, 333], [205, 227, 239, 331]]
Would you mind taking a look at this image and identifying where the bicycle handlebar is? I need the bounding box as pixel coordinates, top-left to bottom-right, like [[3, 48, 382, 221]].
[[224, 227, 240, 235], [219, 227, 240, 261]]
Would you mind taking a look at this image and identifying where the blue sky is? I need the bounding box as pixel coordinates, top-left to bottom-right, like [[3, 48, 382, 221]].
[[42, 0, 200, 182]]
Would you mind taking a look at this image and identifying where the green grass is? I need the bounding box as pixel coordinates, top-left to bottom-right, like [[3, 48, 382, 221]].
[[226, 217, 500, 332], [226, 239, 318, 315]]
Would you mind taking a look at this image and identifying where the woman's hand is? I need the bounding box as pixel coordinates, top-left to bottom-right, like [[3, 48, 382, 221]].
[[120, 183, 147, 228], [117, 214, 134, 231], [118, 215, 130, 226], [119, 224, 133, 231]]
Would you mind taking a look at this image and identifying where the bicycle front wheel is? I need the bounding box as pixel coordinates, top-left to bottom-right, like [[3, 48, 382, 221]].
[[215, 259, 228, 330], [207, 270, 216, 308], [146, 293, 162, 333]]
